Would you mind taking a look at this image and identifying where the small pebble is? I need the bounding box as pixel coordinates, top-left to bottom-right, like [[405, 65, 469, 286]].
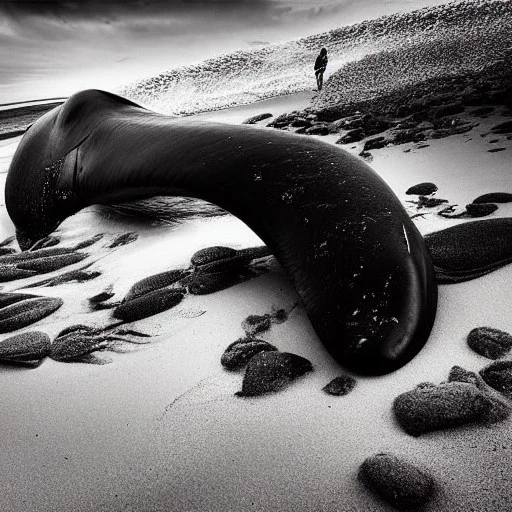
[[241, 314, 272, 336], [467, 327, 512, 359], [236, 351, 313, 397], [221, 338, 277, 371], [393, 382, 508, 436], [480, 361, 512, 398], [406, 182, 438, 195], [322, 374, 356, 396], [359, 453, 434, 509]]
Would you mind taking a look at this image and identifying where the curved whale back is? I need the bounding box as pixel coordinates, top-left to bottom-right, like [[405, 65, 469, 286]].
[[6, 90, 437, 375]]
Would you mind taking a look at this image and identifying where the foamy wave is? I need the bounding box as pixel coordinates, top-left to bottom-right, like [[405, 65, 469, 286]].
[[118, 0, 510, 116]]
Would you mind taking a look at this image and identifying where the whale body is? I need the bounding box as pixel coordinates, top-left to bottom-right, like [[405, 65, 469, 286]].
[[6, 90, 438, 375]]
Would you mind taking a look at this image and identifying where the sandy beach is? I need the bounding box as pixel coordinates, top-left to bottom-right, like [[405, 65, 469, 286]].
[[0, 87, 511, 510]]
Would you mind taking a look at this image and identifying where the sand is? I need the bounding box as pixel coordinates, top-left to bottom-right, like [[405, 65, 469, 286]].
[[0, 94, 511, 511]]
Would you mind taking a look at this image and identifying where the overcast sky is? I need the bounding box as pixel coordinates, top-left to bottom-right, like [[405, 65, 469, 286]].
[[0, 0, 450, 103]]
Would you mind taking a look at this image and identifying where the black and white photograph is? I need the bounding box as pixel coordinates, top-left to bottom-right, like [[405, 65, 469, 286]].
[[0, 0, 511, 510]]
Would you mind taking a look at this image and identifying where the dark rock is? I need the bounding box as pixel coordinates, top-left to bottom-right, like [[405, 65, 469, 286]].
[[305, 125, 330, 136], [0, 247, 76, 265], [430, 102, 464, 118], [467, 327, 512, 359], [0, 296, 63, 333], [0, 331, 51, 366], [241, 314, 272, 336], [0, 247, 16, 256], [322, 374, 356, 396], [429, 128, 452, 139], [191, 246, 237, 267], [289, 118, 311, 128], [22, 269, 101, 288], [359, 453, 434, 509], [472, 192, 512, 204], [16, 252, 88, 273], [470, 106, 495, 117], [465, 203, 498, 217], [393, 382, 507, 436], [447, 365, 480, 387], [183, 271, 250, 295], [242, 113, 272, 124], [406, 182, 438, 195], [73, 233, 104, 250], [391, 128, 426, 144], [88, 291, 115, 304], [480, 361, 512, 398], [108, 232, 138, 248], [488, 147, 507, 153], [124, 269, 186, 302], [336, 128, 365, 144], [113, 289, 184, 322], [236, 351, 313, 397], [221, 338, 277, 370], [490, 120, 512, 134], [363, 136, 388, 151], [0, 265, 36, 282]]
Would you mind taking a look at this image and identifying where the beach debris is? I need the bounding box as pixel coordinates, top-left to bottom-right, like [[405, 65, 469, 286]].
[[393, 381, 509, 436], [467, 327, 512, 359], [358, 453, 434, 509], [480, 361, 512, 398], [236, 351, 312, 397], [447, 365, 481, 387], [490, 120, 512, 134], [221, 338, 278, 371], [322, 374, 357, 396], [0, 331, 51, 367], [73, 233, 104, 250], [472, 192, 512, 204], [50, 324, 151, 364], [29, 235, 60, 251], [406, 182, 438, 195], [465, 203, 498, 217], [15, 252, 88, 273], [415, 196, 448, 208], [113, 288, 185, 322], [21, 269, 101, 288], [0, 295, 63, 333], [242, 113, 273, 124], [108, 232, 138, 248]]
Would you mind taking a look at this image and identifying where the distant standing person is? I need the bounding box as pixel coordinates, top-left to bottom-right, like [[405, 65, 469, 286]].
[[314, 48, 328, 91]]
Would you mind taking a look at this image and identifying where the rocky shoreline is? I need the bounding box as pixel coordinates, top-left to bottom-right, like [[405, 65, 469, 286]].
[[245, 56, 512, 163]]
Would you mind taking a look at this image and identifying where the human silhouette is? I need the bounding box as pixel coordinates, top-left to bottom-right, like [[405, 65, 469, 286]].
[[314, 48, 328, 91]]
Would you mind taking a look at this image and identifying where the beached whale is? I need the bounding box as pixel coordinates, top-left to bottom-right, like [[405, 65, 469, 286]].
[[5, 89, 437, 375]]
